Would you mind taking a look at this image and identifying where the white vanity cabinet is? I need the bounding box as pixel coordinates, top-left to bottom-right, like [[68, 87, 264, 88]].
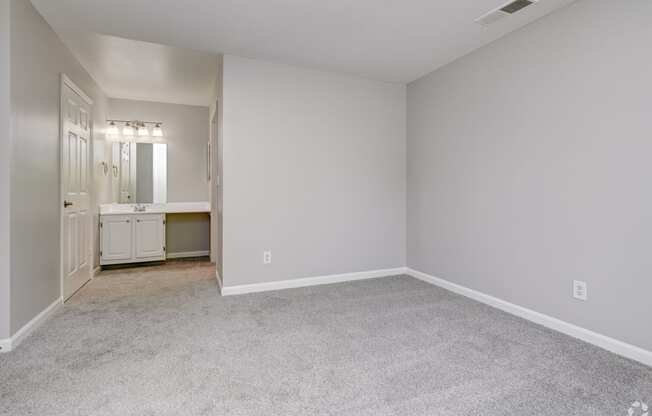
[[134, 215, 166, 259], [100, 213, 166, 265], [100, 215, 133, 262]]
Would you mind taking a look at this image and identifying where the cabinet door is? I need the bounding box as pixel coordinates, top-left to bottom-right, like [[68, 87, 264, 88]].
[[100, 216, 133, 262], [134, 214, 165, 259]]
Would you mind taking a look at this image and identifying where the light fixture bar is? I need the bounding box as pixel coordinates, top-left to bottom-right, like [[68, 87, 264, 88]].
[[106, 119, 164, 142], [106, 119, 163, 125]]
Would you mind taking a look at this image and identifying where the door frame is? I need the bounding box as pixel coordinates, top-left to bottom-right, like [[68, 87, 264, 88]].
[[210, 97, 223, 268], [209, 99, 218, 264], [59, 74, 94, 301]]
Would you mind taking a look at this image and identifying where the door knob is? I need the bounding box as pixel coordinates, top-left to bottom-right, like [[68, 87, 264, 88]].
[[64, 200, 73, 208]]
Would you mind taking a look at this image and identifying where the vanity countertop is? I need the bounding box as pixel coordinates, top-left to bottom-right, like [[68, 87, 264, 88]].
[[100, 202, 211, 215]]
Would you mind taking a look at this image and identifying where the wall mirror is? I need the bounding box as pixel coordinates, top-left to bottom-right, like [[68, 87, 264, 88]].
[[111, 142, 167, 204]]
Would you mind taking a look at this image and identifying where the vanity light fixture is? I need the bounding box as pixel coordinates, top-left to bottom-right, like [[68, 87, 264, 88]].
[[107, 121, 119, 136], [137, 122, 150, 137], [106, 119, 164, 143], [122, 122, 135, 137], [152, 123, 164, 138]]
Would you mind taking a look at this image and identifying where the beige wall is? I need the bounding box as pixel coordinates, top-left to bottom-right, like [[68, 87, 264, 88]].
[[107, 98, 210, 203], [9, 0, 108, 333], [221, 55, 406, 287], [407, 0, 652, 351], [0, 0, 11, 341], [166, 213, 210, 256]]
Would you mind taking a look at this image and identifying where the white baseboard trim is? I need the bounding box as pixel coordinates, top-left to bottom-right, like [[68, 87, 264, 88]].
[[0, 337, 10, 352], [221, 267, 408, 296], [0, 297, 63, 353], [406, 268, 652, 368], [166, 250, 210, 259]]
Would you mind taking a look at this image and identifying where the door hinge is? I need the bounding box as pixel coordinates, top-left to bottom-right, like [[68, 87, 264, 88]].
[[100, 250, 103, 256], [100, 222, 103, 228], [163, 219, 166, 225], [163, 246, 166, 252]]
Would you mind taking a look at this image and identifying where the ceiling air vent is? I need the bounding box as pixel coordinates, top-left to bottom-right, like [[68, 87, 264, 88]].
[[475, 0, 539, 26]]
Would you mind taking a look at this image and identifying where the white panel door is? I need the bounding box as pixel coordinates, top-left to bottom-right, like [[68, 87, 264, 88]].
[[61, 77, 93, 300], [100, 216, 133, 262], [134, 215, 165, 259]]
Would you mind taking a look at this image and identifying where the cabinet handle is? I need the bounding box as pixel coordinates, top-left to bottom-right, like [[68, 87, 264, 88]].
[[136, 219, 140, 223], [126, 219, 130, 223]]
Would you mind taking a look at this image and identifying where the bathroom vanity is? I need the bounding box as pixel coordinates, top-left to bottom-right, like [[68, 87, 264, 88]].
[[100, 139, 211, 266], [99, 202, 210, 265]]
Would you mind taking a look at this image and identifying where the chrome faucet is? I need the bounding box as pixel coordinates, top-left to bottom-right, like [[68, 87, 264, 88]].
[[133, 204, 147, 212]]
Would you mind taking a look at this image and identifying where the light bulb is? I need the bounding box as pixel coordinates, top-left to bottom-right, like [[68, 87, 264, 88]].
[[106, 121, 119, 136], [137, 123, 149, 136], [152, 124, 163, 137], [122, 122, 134, 137]]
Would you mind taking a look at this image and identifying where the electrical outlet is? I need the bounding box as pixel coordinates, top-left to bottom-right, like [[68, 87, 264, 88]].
[[573, 280, 587, 301], [263, 251, 272, 264]]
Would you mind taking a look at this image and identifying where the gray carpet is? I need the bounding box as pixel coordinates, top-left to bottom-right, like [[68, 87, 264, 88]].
[[1, 259, 650, 415]]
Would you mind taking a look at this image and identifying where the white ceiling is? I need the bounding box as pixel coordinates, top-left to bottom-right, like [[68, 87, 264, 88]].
[[32, 0, 577, 84], [49, 31, 219, 106]]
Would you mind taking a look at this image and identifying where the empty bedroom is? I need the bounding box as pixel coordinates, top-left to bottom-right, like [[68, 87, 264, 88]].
[[0, 0, 650, 415]]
